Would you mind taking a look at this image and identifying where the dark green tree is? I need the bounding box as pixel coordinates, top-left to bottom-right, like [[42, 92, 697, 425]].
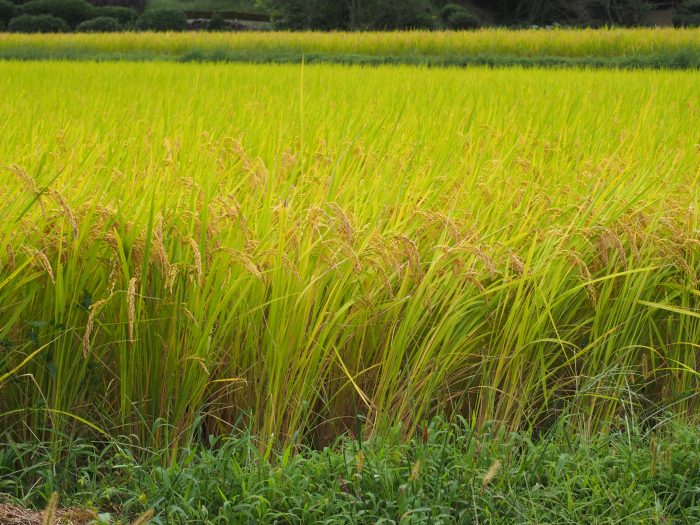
[[471, 0, 651, 25], [673, 0, 700, 26], [0, 0, 16, 25], [440, 3, 481, 28], [265, 0, 658, 29], [266, 0, 312, 29], [371, 0, 434, 29], [264, 0, 434, 30]]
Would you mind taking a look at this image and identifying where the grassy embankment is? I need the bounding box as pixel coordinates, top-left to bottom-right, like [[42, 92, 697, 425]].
[[2, 419, 699, 523]]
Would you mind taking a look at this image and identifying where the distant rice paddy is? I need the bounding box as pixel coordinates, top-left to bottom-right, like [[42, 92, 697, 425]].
[[0, 28, 699, 67]]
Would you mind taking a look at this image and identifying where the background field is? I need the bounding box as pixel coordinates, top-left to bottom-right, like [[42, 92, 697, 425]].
[[1, 61, 699, 453], [1, 28, 700, 67]]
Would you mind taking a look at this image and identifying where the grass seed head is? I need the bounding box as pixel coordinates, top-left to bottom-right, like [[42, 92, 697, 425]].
[[128, 277, 137, 343], [41, 492, 59, 525], [481, 459, 501, 494]]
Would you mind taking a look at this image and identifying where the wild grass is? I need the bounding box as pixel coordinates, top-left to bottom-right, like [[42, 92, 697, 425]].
[[0, 61, 699, 452], [0, 28, 699, 66], [2, 418, 699, 523]]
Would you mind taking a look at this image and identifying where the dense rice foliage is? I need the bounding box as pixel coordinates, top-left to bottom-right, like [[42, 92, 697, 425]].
[[0, 28, 699, 64], [1, 62, 699, 451]]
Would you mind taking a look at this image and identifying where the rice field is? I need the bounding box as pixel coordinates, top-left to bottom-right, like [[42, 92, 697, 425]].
[[1, 28, 700, 63], [1, 61, 699, 451]]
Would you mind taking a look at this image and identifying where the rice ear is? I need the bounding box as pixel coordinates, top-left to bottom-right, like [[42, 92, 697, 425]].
[[82, 296, 112, 358], [128, 277, 137, 343]]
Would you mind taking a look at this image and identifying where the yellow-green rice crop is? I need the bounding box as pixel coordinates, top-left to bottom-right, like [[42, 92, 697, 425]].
[[1, 28, 699, 60], [1, 62, 699, 450]]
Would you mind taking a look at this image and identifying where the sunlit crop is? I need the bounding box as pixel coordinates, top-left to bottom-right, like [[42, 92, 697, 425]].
[[1, 28, 699, 61], [1, 62, 699, 450]]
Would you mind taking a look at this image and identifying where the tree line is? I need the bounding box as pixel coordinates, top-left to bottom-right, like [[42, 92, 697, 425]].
[[262, 0, 685, 29]]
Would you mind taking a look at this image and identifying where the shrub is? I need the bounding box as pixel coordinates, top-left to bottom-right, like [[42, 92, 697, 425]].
[[440, 3, 462, 21], [76, 15, 120, 31], [8, 12, 68, 31], [268, 0, 344, 29], [372, 0, 434, 29], [135, 8, 186, 31], [206, 11, 227, 30], [0, 0, 16, 24], [674, 0, 700, 27], [90, 0, 143, 7], [17, 0, 95, 27], [676, 12, 700, 26], [441, 3, 480, 29], [588, 0, 651, 26], [94, 5, 136, 24]]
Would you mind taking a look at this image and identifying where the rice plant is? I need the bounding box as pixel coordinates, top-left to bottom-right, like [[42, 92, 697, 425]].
[[0, 61, 699, 451], [0, 28, 699, 63]]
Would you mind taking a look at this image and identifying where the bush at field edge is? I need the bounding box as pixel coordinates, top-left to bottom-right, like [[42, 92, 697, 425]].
[[17, 0, 95, 27], [441, 3, 481, 30], [674, 0, 700, 26], [135, 7, 187, 31], [76, 15, 120, 31], [94, 5, 136, 24], [0, 0, 16, 24], [8, 12, 69, 31]]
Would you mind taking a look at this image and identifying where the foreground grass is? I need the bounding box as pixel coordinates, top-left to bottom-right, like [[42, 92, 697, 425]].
[[1, 62, 700, 450], [2, 419, 699, 524], [1, 29, 700, 68]]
